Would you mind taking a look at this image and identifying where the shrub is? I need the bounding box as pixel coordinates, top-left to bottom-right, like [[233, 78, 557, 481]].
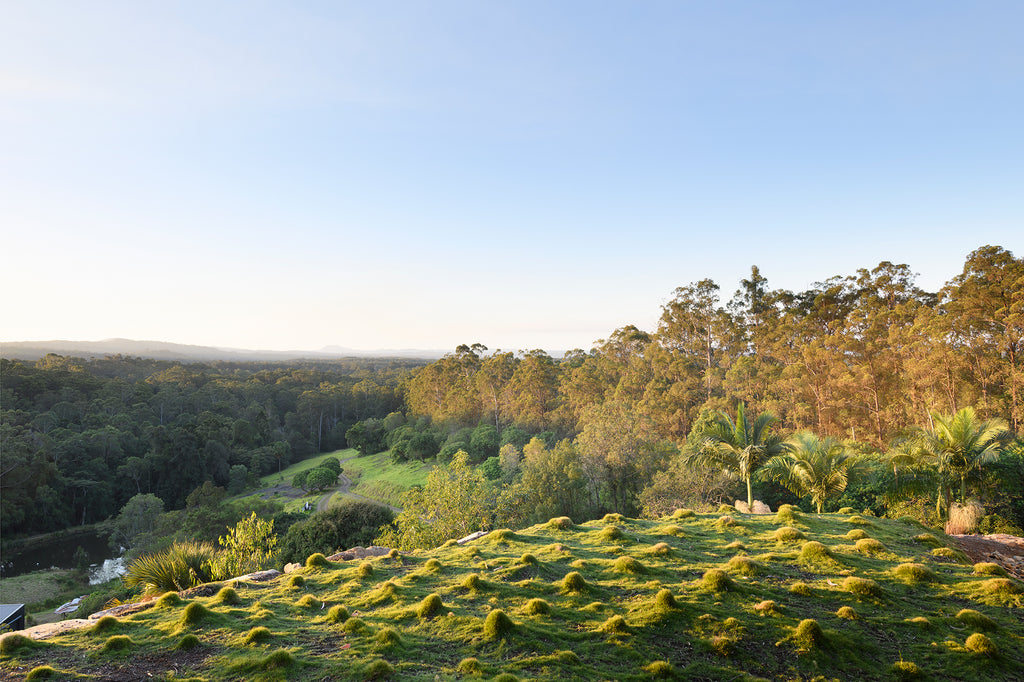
[[945, 502, 984, 535], [417, 594, 444, 619], [613, 556, 645, 574], [856, 538, 885, 554], [483, 609, 514, 639], [957, 608, 997, 631], [701, 569, 732, 592], [277, 501, 395, 566], [123, 541, 217, 595], [965, 632, 997, 656], [326, 605, 349, 623], [727, 555, 762, 576], [210, 511, 277, 580], [774, 526, 804, 542], [561, 571, 587, 593], [101, 635, 133, 652], [973, 562, 1008, 577], [893, 563, 937, 583], [836, 606, 857, 620], [524, 598, 550, 615], [844, 576, 883, 598], [243, 626, 272, 645]]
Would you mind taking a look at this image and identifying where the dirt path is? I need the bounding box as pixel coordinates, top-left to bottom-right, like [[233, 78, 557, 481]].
[[315, 456, 402, 514]]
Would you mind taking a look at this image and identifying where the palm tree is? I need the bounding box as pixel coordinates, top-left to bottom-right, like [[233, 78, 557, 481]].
[[761, 432, 860, 514], [686, 402, 784, 509], [926, 407, 1009, 509]]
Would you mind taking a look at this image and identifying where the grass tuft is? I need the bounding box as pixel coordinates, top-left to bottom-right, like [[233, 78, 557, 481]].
[[178, 602, 213, 628], [973, 562, 1008, 577], [645, 660, 674, 678], [844, 576, 883, 598], [789, 581, 812, 596], [836, 605, 857, 620], [799, 540, 836, 564], [326, 604, 349, 623], [891, 661, 923, 680], [650, 542, 672, 556], [599, 525, 625, 542], [488, 529, 516, 543], [101, 635, 133, 653], [213, 586, 242, 605], [361, 658, 393, 680], [305, 552, 330, 569], [914, 533, 942, 548], [856, 538, 886, 554], [262, 649, 295, 669], [155, 592, 183, 608], [524, 598, 551, 615], [175, 634, 201, 650], [243, 626, 273, 645], [0, 633, 39, 656], [357, 561, 374, 578], [561, 571, 588, 593], [965, 632, 998, 657], [847, 515, 872, 525], [932, 547, 970, 563], [774, 507, 799, 525], [727, 555, 763, 576], [417, 593, 444, 619], [845, 528, 869, 541], [546, 516, 574, 529], [287, 574, 305, 588], [838, 507, 856, 514], [483, 609, 515, 640], [982, 578, 1021, 595], [717, 504, 737, 514], [25, 666, 58, 680], [658, 524, 685, 537], [342, 617, 368, 634], [893, 563, 938, 583], [791, 618, 825, 650], [374, 627, 403, 650], [655, 589, 678, 611], [753, 600, 777, 615], [671, 508, 696, 519], [774, 526, 805, 543], [957, 608, 997, 631], [424, 558, 442, 572], [457, 657, 483, 674], [461, 573, 483, 591], [613, 556, 645, 574], [599, 614, 629, 634], [519, 552, 538, 565], [90, 615, 119, 634], [602, 513, 625, 524], [295, 594, 322, 609], [716, 515, 739, 529], [701, 568, 733, 592], [906, 616, 931, 629]]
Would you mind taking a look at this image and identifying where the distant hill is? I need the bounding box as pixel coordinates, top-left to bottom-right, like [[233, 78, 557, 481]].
[[0, 338, 444, 362]]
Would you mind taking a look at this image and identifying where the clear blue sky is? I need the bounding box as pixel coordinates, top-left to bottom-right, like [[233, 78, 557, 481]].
[[2, 2, 1021, 353]]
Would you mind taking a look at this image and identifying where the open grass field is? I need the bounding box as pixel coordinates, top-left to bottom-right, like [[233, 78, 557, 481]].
[[342, 452, 434, 507], [4, 508, 1022, 681], [257, 449, 360, 488]]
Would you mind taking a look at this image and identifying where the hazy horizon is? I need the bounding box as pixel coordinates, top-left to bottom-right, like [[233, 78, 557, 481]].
[[3, 3, 1021, 353]]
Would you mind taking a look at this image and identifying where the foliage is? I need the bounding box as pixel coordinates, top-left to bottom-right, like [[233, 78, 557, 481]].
[[109, 493, 165, 553], [121, 541, 217, 595], [305, 466, 338, 492], [761, 432, 862, 513], [208, 512, 277, 580], [277, 500, 394, 565]]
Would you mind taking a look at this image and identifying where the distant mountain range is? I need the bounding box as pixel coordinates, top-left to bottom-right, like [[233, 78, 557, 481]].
[[0, 338, 445, 362]]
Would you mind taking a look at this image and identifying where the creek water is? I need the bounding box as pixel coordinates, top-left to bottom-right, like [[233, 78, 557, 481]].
[[1, 528, 127, 584]]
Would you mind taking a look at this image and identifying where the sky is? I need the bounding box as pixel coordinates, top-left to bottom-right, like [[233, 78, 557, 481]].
[[2, 2, 1022, 354]]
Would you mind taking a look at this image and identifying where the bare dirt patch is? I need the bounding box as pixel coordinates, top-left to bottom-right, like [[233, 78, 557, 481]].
[[951, 533, 1024, 580]]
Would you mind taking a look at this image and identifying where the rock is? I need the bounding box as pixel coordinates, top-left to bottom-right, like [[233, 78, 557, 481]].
[[752, 500, 773, 514], [457, 531, 489, 545], [327, 546, 392, 562], [284, 562, 302, 574]]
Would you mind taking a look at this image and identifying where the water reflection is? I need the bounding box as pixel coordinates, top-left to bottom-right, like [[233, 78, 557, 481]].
[[89, 558, 127, 585]]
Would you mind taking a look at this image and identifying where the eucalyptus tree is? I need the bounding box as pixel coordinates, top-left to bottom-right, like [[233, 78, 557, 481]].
[[685, 402, 785, 509], [761, 432, 860, 514]]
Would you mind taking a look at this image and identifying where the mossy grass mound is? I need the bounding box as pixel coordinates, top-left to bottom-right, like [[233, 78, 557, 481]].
[[0, 633, 40, 657], [25, 665, 59, 680], [844, 576, 884, 598], [483, 609, 515, 640], [598, 614, 629, 634], [798, 540, 836, 565], [287, 574, 306, 588], [178, 602, 217, 629], [598, 525, 625, 542], [845, 528, 869, 541], [717, 503, 737, 514], [650, 541, 672, 555], [417, 593, 444, 619], [100, 635, 133, 653], [602, 513, 625, 524], [914, 533, 943, 548], [560, 571, 588, 593], [374, 627, 403, 650], [546, 516, 574, 530], [524, 598, 551, 615], [933, 547, 970, 563], [774, 526, 805, 542], [891, 661, 924, 680], [305, 552, 331, 569], [727, 555, 763, 576], [90, 615, 120, 634], [753, 599, 778, 615], [671, 508, 696, 519], [788, 581, 812, 596], [973, 562, 1008, 577], [613, 556, 645, 574], [175, 634, 201, 650], [785, 618, 826, 651], [965, 632, 998, 656], [242, 626, 273, 645], [836, 606, 858, 620], [212, 586, 242, 605], [645, 660, 674, 677], [326, 604, 349, 623], [701, 568, 733, 593], [957, 608, 997, 631], [295, 593, 322, 609], [892, 562, 938, 583], [654, 589, 678, 611], [856, 537, 886, 554], [155, 592, 184, 608], [359, 658, 392, 679]]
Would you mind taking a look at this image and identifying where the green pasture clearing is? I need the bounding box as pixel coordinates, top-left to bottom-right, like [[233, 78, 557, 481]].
[[342, 452, 433, 507], [5, 510, 1021, 681], [258, 449, 359, 488]]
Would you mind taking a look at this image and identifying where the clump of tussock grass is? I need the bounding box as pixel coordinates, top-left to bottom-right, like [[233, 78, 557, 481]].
[[342, 617, 368, 634], [965, 632, 998, 656], [557, 650, 580, 664], [0, 633, 39, 656], [175, 634, 201, 650], [727, 555, 763, 576], [483, 609, 515, 640], [657, 524, 685, 537], [417, 593, 444, 619], [946, 502, 985, 535], [645, 660, 674, 678], [799, 540, 836, 564], [599, 525, 625, 542], [155, 592, 183, 608], [213, 586, 242, 605], [582, 601, 606, 612], [100, 635, 133, 653], [845, 528, 869, 541], [933, 547, 970, 563], [789, 581, 812, 596], [492, 675, 520, 682], [260, 649, 295, 670], [856, 538, 886, 554], [957, 608, 997, 631], [326, 605, 349, 623], [25, 665, 58, 680], [295, 594, 322, 609], [716, 515, 739, 529], [613, 556, 645, 574], [914, 533, 943, 548], [374, 627, 403, 650], [671, 508, 696, 519], [387, 548, 399, 559], [602, 513, 625, 524], [893, 562, 938, 583], [844, 576, 883, 598], [518, 552, 537, 565], [973, 562, 1008, 577], [546, 516, 574, 530], [461, 573, 484, 591], [561, 571, 588, 593], [717, 503, 737, 514], [774, 507, 799, 525], [784, 618, 826, 651], [457, 657, 483, 674], [598, 614, 629, 634], [242, 626, 273, 645], [570, 558, 587, 569], [836, 605, 857, 620], [90, 615, 119, 634], [838, 507, 856, 514], [370, 579, 399, 603], [774, 526, 805, 543], [753, 599, 778, 615], [360, 658, 393, 679], [178, 602, 214, 628], [650, 542, 672, 556], [287, 574, 306, 588], [442, 539, 458, 548], [424, 558, 442, 572], [357, 561, 374, 578], [701, 568, 733, 592], [891, 661, 924, 680], [524, 598, 551, 615], [847, 515, 872, 525], [305, 552, 330, 569], [905, 616, 932, 629], [655, 588, 678, 611], [488, 529, 516, 543], [982, 578, 1021, 595]]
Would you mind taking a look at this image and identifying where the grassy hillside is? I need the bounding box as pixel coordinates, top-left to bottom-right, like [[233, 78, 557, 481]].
[[2, 508, 1022, 681], [342, 452, 434, 507]]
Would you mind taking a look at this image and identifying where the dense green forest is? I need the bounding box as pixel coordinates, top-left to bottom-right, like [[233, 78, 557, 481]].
[[0, 357, 415, 536]]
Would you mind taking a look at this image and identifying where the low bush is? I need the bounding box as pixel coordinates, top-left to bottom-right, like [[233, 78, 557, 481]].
[[277, 501, 395, 565], [122, 542, 217, 596]]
